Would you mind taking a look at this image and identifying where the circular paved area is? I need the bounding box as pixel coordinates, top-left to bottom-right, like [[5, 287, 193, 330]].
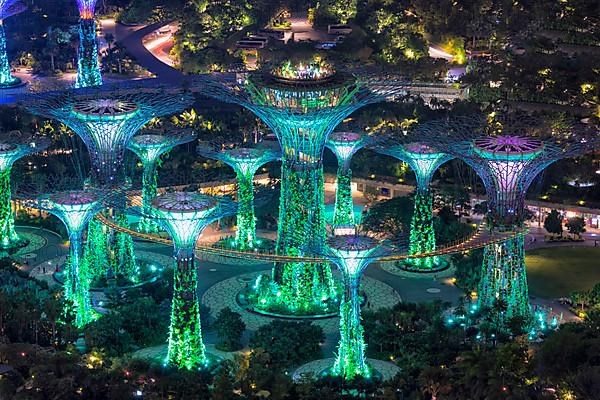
[[201, 270, 401, 333], [378, 259, 455, 279], [293, 358, 401, 382]]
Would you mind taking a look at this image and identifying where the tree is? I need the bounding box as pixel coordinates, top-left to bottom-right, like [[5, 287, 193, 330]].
[[362, 196, 412, 239], [566, 217, 586, 238], [544, 210, 563, 237], [213, 307, 246, 351], [418, 366, 452, 400], [211, 360, 238, 400]]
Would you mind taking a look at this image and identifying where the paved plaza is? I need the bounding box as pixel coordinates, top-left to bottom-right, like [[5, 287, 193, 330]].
[[293, 358, 401, 382]]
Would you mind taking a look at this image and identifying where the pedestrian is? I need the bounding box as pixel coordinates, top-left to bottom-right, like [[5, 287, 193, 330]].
[[42, 266, 46, 274]]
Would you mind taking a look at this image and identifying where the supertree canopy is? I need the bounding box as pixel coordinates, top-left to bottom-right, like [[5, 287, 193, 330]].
[[149, 192, 235, 370], [196, 60, 404, 314], [319, 234, 389, 380], [197, 144, 279, 250], [75, 0, 101, 88], [0, 134, 50, 249], [24, 89, 194, 187], [0, 0, 26, 88], [325, 131, 372, 229], [372, 139, 453, 271], [128, 129, 197, 233]]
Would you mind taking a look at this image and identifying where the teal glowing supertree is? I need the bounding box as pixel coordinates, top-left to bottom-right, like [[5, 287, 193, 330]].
[[372, 140, 452, 271], [325, 131, 371, 229], [148, 192, 234, 370], [31, 190, 106, 327], [319, 234, 389, 380], [0, 0, 25, 88], [197, 144, 279, 249], [75, 0, 102, 88], [0, 135, 49, 250], [128, 130, 197, 233], [198, 62, 404, 313]]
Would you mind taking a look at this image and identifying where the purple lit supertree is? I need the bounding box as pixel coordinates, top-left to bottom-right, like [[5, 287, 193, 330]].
[[75, 0, 101, 87], [0, 0, 26, 88]]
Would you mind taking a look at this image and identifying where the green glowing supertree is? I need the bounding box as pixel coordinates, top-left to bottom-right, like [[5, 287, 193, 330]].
[[197, 62, 404, 314], [84, 218, 110, 277], [128, 130, 197, 233], [372, 140, 452, 271], [75, 0, 101, 88], [325, 131, 371, 229], [319, 234, 389, 380], [0, 134, 49, 250], [0, 0, 25, 88], [148, 192, 235, 369], [197, 144, 279, 250]]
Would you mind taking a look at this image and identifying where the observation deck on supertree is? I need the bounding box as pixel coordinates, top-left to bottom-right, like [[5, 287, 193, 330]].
[[0, 0, 26, 88], [128, 129, 197, 233], [325, 131, 372, 229], [0, 134, 50, 250], [30, 190, 107, 327], [196, 60, 405, 314], [24, 89, 194, 187], [75, 0, 101, 88], [318, 234, 390, 380], [372, 139, 453, 271], [148, 192, 235, 370], [416, 116, 597, 329], [197, 144, 280, 250]]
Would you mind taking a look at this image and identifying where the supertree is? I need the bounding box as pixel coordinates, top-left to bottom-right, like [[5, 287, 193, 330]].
[[0, 134, 50, 249], [417, 117, 597, 329], [197, 60, 404, 313], [75, 0, 101, 88], [128, 129, 197, 233], [0, 0, 25, 88], [197, 144, 279, 250], [30, 190, 107, 327], [372, 139, 453, 271], [318, 234, 389, 380], [148, 192, 235, 369], [325, 131, 371, 228]]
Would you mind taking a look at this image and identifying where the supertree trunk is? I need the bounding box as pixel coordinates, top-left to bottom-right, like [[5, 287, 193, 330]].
[[83, 218, 110, 277], [0, 167, 20, 249], [235, 171, 256, 250], [75, 18, 102, 88], [0, 23, 15, 86], [138, 162, 160, 233], [408, 187, 437, 269], [167, 247, 206, 369], [333, 166, 355, 227], [66, 234, 94, 327]]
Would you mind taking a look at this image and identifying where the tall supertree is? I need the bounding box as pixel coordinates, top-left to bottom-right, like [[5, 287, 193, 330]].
[[372, 139, 453, 271], [148, 192, 234, 370], [0, 134, 50, 250], [75, 0, 102, 88], [418, 117, 596, 329], [318, 234, 389, 380], [197, 60, 404, 313], [128, 129, 197, 233], [0, 0, 25, 88], [325, 131, 371, 228], [197, 144, 279, 250], [30, 190, 106, 327]]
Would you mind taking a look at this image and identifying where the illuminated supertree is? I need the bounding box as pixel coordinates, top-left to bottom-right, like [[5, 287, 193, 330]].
[[128, 129, 196, 233], [372, 139, 453, 271], [148, 192, 234, 369], [31, 190, 106, 327], [0, 0, 25, 88], [197, 144, 279, 249], [325, 131, 371, 229], [25, 89, 194, 187], [419, 117, 596, 329], [197, 61, 404, 313], [75, 0, 101, 88], [319, 234, 389, 380], [0, 134, 49, 249]]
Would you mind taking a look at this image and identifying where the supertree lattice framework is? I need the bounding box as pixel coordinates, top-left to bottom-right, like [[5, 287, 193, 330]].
[[128, 130, 197, 233], [32, 190, 106, 327], [320, 235, 389, 380], [149, 192, 235, 370], [75, 0, 101, 88], [372, 140, 453, 270], [0, 0, 26, 88], [419, 117, 597, 329], [196, 65, 405, 313], [325, 132, 372, 228], [0, 136, 50, 249], [25, 89, 194, 187], [197, 145, 279, 250]]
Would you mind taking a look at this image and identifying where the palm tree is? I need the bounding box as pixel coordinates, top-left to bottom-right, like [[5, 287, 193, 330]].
[[419, 366, 452, 400]]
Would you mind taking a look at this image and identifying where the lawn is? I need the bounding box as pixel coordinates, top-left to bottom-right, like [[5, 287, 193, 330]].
[[526, 246, 600, 298]]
